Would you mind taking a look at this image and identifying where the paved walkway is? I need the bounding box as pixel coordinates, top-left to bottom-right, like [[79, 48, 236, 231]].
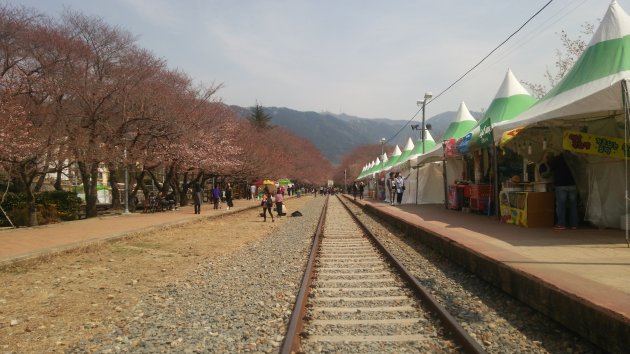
[[0, 198, 263, 266]]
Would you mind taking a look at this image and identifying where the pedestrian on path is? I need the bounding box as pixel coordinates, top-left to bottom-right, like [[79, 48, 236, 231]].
[[261, 189, 274, 222], [395, 172, 408, 205], [192, 182, 202, 214], [358, 182, 365, 200], [275, 188, 284, 218], [250, 184, 256, 200], [352, 182, 358, 200], [225, 183, 234, 210], [388, 172, 396, 205], [212, 185, 221, 209]]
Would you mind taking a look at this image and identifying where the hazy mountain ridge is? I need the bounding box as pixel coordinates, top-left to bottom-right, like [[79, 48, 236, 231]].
[[231, 105, 480, 164]]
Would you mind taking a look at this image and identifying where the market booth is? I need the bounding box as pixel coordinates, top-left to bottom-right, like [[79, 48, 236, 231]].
[[415, 101, 477, 209], [452, 69, 537, 219], [404, 131, 450, 205], [493, 1, 630, 231]]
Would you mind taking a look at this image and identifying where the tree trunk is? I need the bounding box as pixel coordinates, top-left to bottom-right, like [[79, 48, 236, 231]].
[[34, 173, 45, 193], [53, 167, 63, 191], [19, 166, 38, 227], [178, 172, 191, 206], [109, 164, 121, 209], [78, 161, 99, 218]]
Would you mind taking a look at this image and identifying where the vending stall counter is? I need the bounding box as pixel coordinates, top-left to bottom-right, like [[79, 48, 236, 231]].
[[499, 187, 554, 227]]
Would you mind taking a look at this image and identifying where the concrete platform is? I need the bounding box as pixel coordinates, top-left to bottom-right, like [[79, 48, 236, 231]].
[[345, 195, 630, 354]]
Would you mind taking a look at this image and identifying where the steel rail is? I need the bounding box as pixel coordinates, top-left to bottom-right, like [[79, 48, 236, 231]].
[[337, 195, 486, 354], [280, 195, 329, 354]]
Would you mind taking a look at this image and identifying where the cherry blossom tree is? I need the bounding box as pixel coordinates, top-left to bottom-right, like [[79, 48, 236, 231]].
[[522, 22, 595, 98]]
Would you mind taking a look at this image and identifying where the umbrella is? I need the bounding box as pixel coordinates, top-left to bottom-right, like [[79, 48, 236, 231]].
[[263, 179, 276, 185], [278, 178, 292, 185]]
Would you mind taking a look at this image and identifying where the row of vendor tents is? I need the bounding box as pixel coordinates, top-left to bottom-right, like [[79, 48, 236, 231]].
[[356, 0, 630, 230]]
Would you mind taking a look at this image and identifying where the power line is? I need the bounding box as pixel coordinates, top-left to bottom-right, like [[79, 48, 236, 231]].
[[385, 0, 554, 144]]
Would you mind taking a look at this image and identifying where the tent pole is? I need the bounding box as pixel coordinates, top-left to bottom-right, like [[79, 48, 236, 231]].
[[442, 141, 448, 209], [416, 162, 419, 205], [492, 143, 500, 218], [623, 80, 630, 247]]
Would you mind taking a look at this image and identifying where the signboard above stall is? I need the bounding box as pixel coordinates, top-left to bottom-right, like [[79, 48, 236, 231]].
[[562, 130, 629, 159]]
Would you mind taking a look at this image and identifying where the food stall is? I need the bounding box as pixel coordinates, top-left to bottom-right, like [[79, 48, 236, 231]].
[[499, 180, 554, 227]]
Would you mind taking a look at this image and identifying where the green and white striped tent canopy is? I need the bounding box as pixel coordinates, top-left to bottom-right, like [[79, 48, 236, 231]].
[[415, 101, 478, 165], [382, 145, 402, 171], [442, 101, 478, 141], [493, 0, 630, 138], [408, 130, 437, 160], [393, 137, 415, 169], [459, 68, 536, 151]]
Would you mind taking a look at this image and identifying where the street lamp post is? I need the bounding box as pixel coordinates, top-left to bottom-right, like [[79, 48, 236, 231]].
[[416, 91, 433, 154], [416, 92, 432, 205]]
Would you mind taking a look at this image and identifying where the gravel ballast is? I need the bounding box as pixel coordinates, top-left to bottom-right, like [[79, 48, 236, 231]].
[[70, 197, 325, 353]]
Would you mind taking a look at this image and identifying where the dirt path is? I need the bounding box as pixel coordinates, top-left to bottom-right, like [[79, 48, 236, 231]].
[[0, 196, 317, 353]]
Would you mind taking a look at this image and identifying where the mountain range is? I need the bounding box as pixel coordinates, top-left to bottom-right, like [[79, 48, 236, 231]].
[[231, 106, 481, 165]]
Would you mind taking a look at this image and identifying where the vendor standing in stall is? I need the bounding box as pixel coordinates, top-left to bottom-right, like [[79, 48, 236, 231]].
[[545, 151, 578, 230]]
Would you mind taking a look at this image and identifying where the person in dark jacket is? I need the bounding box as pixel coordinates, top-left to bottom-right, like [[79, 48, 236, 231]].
[[192, 182, 202, 214], [212, 185, 221, 209], [549, 152, 578, 230], [261, 189, 274, 222], [225, 184, 234, 210]]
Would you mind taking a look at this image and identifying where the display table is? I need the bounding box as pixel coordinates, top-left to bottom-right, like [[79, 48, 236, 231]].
[[499, 191, 554, 227], [469, 184, 492, 213]]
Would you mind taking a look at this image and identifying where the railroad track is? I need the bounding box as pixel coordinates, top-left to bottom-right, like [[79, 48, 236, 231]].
[[282, 196, 486, 354]]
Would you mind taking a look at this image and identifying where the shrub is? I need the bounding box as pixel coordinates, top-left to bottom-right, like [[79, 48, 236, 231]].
[[35, 191, 82, 221], [0, 193, 27, 227]]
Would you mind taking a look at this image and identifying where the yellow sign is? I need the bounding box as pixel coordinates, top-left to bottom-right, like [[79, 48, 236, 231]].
[[562, 130, 629, 159], [499, 127, 523, 147]]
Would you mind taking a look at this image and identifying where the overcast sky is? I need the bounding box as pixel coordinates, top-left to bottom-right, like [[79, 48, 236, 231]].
[[15, 0, 610, 121]]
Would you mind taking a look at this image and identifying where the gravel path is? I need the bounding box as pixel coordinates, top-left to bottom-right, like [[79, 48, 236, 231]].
[[69, 197, 325, 353], [341, 197, 604, 354]]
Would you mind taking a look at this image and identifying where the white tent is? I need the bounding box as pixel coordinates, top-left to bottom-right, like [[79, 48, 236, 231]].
[[493, 0, 630, 229], [402, 162, 446, 205]]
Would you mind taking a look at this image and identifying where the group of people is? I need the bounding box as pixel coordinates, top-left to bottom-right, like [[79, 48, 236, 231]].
[[192, 182, 234, 214], [260, 187, 285, 222], [387, 172, 408, 205]]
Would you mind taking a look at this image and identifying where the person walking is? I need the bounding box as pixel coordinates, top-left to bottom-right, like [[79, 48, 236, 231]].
[[212, 185, 221, 210], [358, 182, 365, 200], [395, 172, 408, 205], [192, 182, 202, 214], [549, 152, 579, 230], [352, 182, 358, 200], [261, 190, 274, 222], [250, 184, 256, 200], [275, 188, 284, 218], [225, 183, 234, 210], [387, 172, 396, 205]]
